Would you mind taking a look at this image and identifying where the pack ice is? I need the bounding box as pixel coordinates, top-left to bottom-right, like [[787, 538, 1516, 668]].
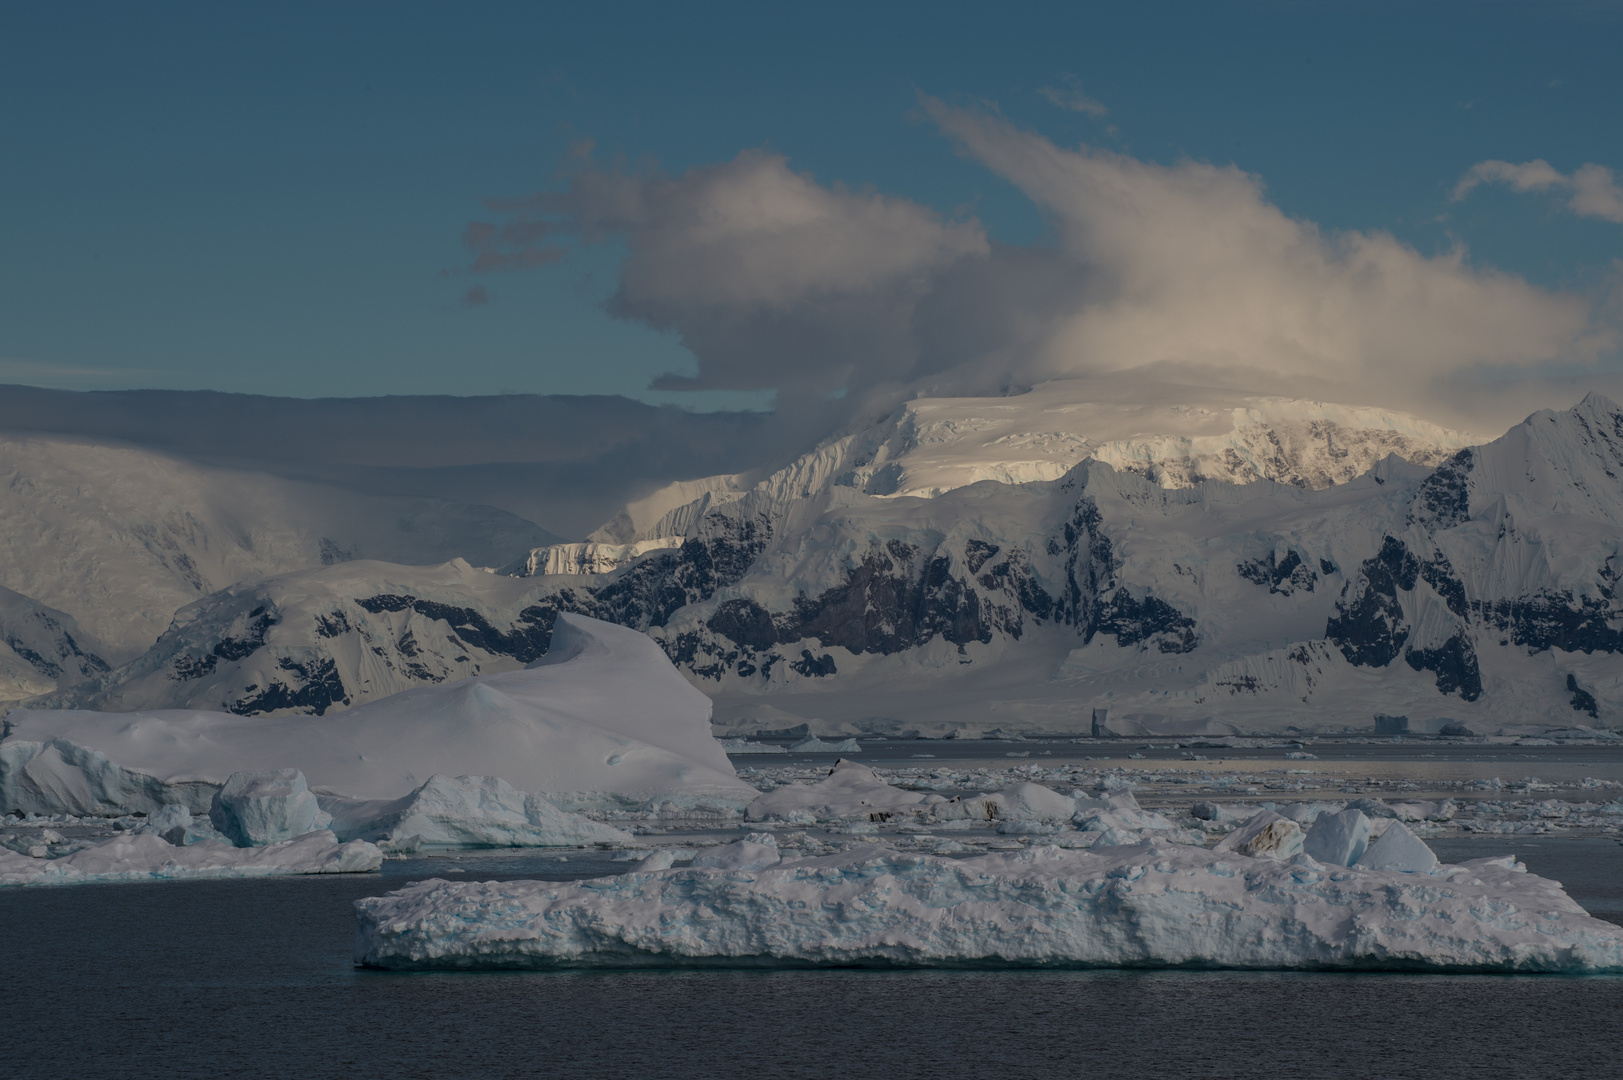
[[1, 615, 753, 816], [354, 838, 1623, 973]]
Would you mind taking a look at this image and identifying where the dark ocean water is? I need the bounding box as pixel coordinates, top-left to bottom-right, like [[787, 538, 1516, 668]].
[[3, 838, 1621, 1080]]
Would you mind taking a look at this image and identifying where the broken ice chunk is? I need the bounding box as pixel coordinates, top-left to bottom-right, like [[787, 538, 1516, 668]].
[[209, 769, 332, 847], [1354, 820, 1438, 873], [1304, 809, 1371, 867]]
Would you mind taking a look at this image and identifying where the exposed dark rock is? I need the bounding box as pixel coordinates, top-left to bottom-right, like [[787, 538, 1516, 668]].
[[1096, 588, 1198, 653], [1237, 549, 1318, 595], [1404, 633, 1484, 701], [789, 650, 837, 677], [1326, 536, 1419, 667], [1410, 449, 1472, 530], [228, 656, 349, 715], [963, 540, 1000, 574], [1475, 591, 1623, 655], [706, 599, 777, 650], [313, 610, 351, 639], [1568, 673, 1600, 718], [212, 606, 275, 662], [351, 595, 556, 662], [1419, 552, 1470, 618]]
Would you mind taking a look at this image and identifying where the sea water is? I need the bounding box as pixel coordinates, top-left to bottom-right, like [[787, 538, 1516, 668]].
[[2, 838, 1620, 1080]]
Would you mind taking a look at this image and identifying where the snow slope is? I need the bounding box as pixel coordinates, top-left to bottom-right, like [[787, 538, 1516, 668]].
[[0, 433, 552, 659], [2, 615, 754, 809], [353, 840, 1623, 972]]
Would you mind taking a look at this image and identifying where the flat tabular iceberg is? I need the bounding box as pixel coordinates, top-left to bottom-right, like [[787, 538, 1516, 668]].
[[354, 839, 1623, 973]]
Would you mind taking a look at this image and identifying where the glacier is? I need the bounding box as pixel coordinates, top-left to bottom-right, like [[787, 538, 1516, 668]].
[[352, 838, 1623, 972]]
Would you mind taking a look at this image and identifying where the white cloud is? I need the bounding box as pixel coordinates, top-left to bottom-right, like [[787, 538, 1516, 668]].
[[928, 102, 1608, 395], [472, 105, 1616, 431], [1037, 83, 1109, 118], [1453, 158, 1623, 224]]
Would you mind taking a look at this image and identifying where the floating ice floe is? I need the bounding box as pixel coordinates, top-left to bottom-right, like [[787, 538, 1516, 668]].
[[1, 830, 381, 888], [1, 615, 754, 817], [353, 838, 1623, 973]]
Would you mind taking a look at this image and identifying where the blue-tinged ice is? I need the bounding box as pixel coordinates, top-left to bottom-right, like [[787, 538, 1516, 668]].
[[210, 769, 332, 846]]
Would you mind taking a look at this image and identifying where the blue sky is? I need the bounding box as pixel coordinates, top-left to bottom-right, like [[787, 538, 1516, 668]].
[[1, 1, 1620, 409]]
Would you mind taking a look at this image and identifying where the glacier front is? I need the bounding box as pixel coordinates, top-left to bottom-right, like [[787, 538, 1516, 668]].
[[353, 839, 1623, 973]]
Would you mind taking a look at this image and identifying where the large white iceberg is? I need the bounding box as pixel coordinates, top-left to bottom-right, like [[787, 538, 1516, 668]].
[[1, 615, 754, 814], [2, 829, 381, 888], [353, 840, 1623, 973]]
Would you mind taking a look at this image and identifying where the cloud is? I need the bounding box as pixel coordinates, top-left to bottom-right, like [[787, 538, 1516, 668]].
[[477, 149, 987, 400], [471, 103, 1616, 432], [1453, 159, 1623, 224], [0, 358, 156, 389], [462, 285, 490, 308], [1037, 81, 1109, 118], [926, 102, 1608, 394]]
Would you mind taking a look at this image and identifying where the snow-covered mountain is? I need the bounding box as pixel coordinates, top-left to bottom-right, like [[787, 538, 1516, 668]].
[[39, 394, 1623, 735], [584, 380, 1475, 548], [36, 559, 565, 715], [0, 434, 553, 661], [0, 587, 110, 704]]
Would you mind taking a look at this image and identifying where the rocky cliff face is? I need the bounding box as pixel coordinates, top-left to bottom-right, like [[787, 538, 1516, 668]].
[[33, 396, 1623, 735]]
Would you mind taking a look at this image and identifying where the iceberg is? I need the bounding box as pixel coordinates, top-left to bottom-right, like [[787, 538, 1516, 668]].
[[2, 830, 381, 888], [1355, 820, 1439, 874], [1215, 811, 1305, 860], [1304, 809, 1371, 867], [353, 840, 1623, 973], [320, 774, 635, 851], [716, 739, 788, 754], [210, 769, 332, 846], [1, 615, 755, 815], [788, 735, 863, 753], [745, 760, 938, 822]]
